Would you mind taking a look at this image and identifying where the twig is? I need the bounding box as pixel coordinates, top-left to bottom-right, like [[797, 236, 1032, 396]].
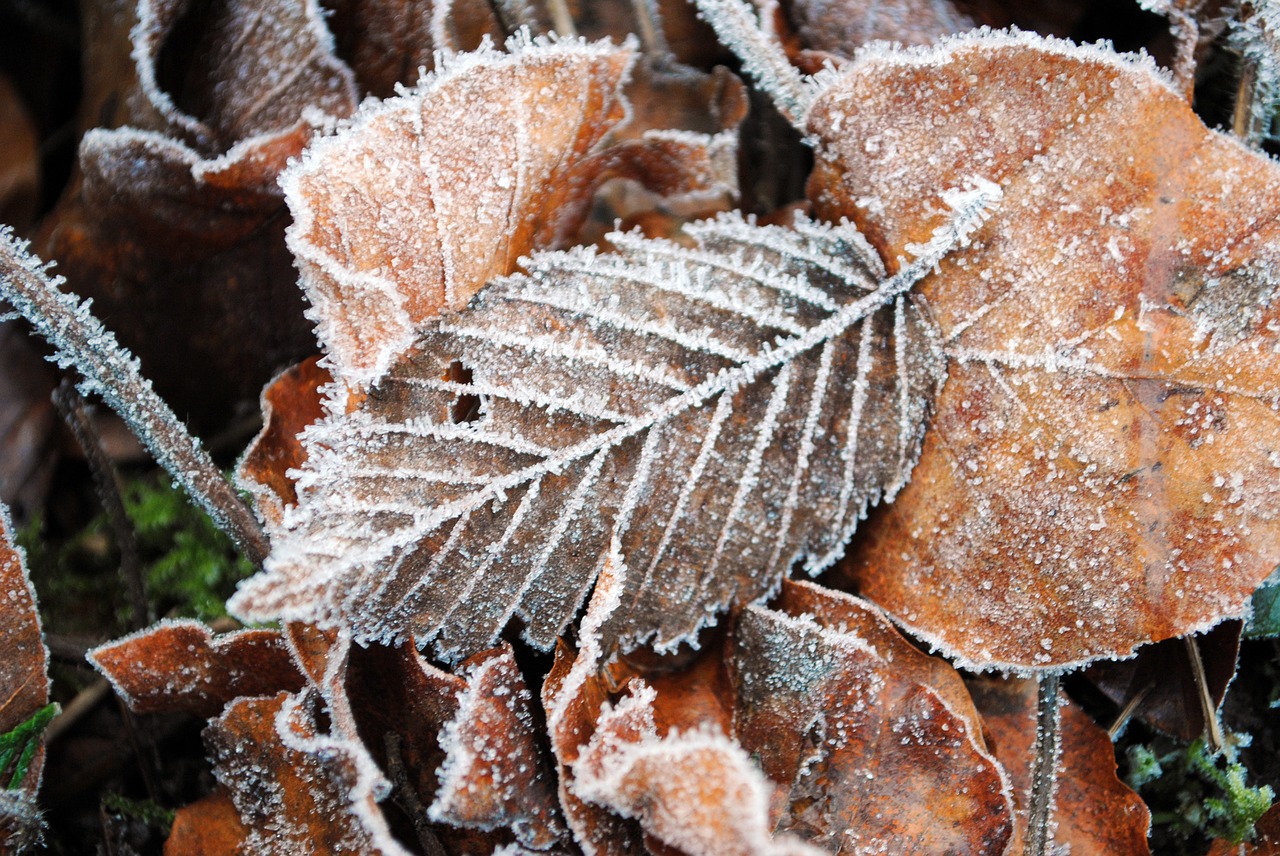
[[690, 0, 812, 126], [545, 0, 578, 37], [45, 679, 113, 744], [1024, 672, 1061, 856], [1106, 681, 1154, 741], [384, 733, 447, 856], [0, 229, 269, 567], [53, 379, 151, 628], [1184, 635, 1226, 754], [629, 0, 670, 56]]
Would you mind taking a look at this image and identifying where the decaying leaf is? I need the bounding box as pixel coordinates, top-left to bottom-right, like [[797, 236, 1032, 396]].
[[282, 34, 737, 387], [204, 689, 405, 855], [88, 620, 305, 718], [0, 502, 52, 853], [238, 357, 333, 527], [36, 0, 358, 428], [812, 30, 1280, 670], [968, 676, 1152, 854], [232, 184, 997, 662]]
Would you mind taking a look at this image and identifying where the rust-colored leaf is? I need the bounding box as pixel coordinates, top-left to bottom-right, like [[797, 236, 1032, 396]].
[[0, 502, 51, 852], [238, 357, 333, 526], [203, 690, 403, 855], [88, 620, 305, 718], [165, 791, 248, 856], [813, 31, 1280, 670], [968, 675, 1151, 855]]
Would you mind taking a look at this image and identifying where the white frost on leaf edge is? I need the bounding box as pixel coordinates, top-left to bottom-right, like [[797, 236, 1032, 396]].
[[802, 26, 1179, 126]]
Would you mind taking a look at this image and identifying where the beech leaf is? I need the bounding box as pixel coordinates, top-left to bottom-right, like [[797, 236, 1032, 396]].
[[231, 186, 998, 661], [811, 31, 1280, 670]]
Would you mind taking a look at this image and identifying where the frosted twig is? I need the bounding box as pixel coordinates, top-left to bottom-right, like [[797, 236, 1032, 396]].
[[0, 229, 270, 567], [545, 0, 577, 37], [1024, 673, 1061, 856], [52, 380, 150, 628], [1231, 2, 1280, 145], [690, 0, 812, 125], [629, 0, 670, 56]]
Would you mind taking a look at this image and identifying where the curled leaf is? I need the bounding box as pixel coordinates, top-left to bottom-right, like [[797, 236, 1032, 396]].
[[88, 620, 305, 718]]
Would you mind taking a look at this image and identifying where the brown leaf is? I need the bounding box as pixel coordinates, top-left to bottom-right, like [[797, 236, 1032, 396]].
[[812, 31, 1280, 670], [165, 791, 249, 856], [203, 689, 403, 855], [1084, 620, 1242, 741], [88, 620, 305, 718], [0, 502, 51, 851], [238, 357, 333, 526], [283, 35, 737, 387], [967, 675, 1151, 855], [430, 646, 566, 849], [731, 593, 1015, 854], [35, 0, 357, 429]]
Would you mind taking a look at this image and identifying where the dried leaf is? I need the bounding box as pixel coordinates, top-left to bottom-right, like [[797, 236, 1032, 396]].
[[238, 357, 333, 527], [165, 791, 249, 856], [232, 186, 997, 661], [968, 676, 1151, 855], [0, 501, 51, 853], [283, 35, 737, 387], [88, 620, 305, 718], [430, 646, 566, 849], [731, 593, 1015, 854], [1084, 621, 1242, 740], [204, 690, 405, 855], [813, 31, 1280, 670]]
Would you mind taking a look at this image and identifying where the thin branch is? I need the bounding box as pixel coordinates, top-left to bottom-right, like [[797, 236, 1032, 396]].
[[690, 0, 812, 126], [0, 229, 270, 567], [1024, 672, 1061, 856], [629, 0, 670, 56], [1106, 681, 1154, 741], [53, 379, 151, 628]]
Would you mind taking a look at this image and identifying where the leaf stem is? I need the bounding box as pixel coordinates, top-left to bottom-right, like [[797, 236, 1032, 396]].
[[0, 229, 270, 567], [1184, 635, 1226, 754], [1024, 672, 1061, 856]]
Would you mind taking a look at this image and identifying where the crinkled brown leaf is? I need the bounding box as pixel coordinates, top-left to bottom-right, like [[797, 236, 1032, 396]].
[[813, 31, 1280, 670], [0, 502, 51, 851], [35, 0, 357, 428], [238, 357, 333, 526], [204, 689, 404, 855], [968, 675, 1151, 855], [88, 620, 304, 718], [282, 35, 738, 387], [732, 590, 1015, 854], [231, 186, 996, 661]]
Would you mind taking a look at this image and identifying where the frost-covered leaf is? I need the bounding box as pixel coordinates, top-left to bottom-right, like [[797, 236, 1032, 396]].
[[87, 620, 304, 718], [283, 34, 739, 387], [203, 689, 406, 856], [232, 185, 997, 661], [732, 589, 1015, 855], [239, 357, 333, 527], [811, 30, 1280, 670], [0, 502, 51, 853], [430, 646, 566, 849], [968, 676, 1152, 855], [34, 0, 357, 428]]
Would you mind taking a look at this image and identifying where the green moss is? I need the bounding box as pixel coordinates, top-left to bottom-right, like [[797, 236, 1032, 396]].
[[100, 792, 175, 833]]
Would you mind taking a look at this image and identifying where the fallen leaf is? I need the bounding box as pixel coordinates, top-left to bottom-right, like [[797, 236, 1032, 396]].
[[968, 675, 1152, 854], [231, 188, 996, 661], [731, 594, 1015, 854], [238, 357, 333, 527], [0, 502, 52, 852], [165, 791, 249, 856], [282, 34, 737, 387], [812, 30, 1280, 670], [35, 0, 358, 429], [203, 689, 405, 855], [88, 620, 305, 718]]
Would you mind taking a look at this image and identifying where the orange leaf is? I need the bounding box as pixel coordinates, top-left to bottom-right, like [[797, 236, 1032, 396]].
[[968, 675, 1152, 855], [812, 31, 1280, 669]]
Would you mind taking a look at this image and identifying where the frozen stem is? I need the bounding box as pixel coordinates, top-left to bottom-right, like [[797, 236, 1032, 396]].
[[690, 0, 812, 126], [1184, 635, 1226, 754], [0, 229, 270, 567], [1025, 672, 1060, 856]]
